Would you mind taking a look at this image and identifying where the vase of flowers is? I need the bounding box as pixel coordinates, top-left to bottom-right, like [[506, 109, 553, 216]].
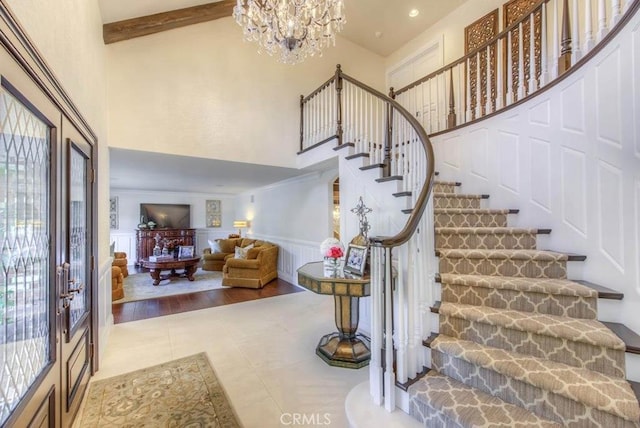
[[320, 238, 344, 268]]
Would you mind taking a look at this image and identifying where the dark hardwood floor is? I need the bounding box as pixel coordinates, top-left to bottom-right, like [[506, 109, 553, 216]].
[[112, 277, 304, 324]]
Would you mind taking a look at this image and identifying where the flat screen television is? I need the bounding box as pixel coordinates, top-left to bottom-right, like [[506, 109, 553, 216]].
[[140, 203, 191, 229]]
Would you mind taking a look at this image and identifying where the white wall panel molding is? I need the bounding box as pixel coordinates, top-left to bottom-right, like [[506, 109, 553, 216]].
[[597, 161, 625, 271], [633, 24, 640, 159], [530, 137, 552, 212], [98, 259, 114, 365], [431, 7, 640, 337], [498, 131, 520, 195], [635, 179, 640, 294], [561, 146, 589, 236], [469, 129, 489, 180], [596, 47, 623, 148], [528, 99, 552, 127], [249, 233, 321, 284], [561, 78, 586, 134]]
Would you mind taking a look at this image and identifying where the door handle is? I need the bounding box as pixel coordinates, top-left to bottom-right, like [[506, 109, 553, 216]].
[[68, 278, 84, 294]]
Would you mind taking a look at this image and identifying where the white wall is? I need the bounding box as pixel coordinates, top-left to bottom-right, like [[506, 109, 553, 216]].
[[105, 17, 386, 169], [4, 0, 111, 360], [431, 6, 640, 355], [234, 169, 338, 283]]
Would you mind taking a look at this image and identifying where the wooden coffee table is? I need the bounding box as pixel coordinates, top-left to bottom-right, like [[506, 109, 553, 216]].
[[141, 256, 201, 286]]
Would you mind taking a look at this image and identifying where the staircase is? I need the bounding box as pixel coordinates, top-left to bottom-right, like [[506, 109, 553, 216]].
[[407, 182, 640, 427]]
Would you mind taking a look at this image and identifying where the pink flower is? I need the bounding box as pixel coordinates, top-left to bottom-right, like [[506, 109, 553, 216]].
[[326, 246, 343, 258]]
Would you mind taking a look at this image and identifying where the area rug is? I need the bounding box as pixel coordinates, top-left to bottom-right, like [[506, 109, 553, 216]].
[[118, 269, 225, 303], [79, 353, 241, 427]]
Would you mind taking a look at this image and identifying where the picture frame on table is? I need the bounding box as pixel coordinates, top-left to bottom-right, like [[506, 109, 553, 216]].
[[177, 245, 195, 259], [344, 244, 368, 276]]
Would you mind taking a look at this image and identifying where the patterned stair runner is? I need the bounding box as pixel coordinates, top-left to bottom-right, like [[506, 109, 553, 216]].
[[408, 180, 640, 427]]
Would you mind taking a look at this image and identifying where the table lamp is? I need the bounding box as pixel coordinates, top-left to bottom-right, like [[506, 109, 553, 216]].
[[233, 220, 248, 237]]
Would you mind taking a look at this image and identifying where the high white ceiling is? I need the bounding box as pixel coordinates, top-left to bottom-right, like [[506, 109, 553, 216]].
[[109, 148, 335, 194], [97, 0, 468, 57]]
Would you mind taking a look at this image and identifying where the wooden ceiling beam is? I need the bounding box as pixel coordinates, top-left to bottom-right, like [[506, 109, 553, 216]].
[[103, 0, 236, 44]]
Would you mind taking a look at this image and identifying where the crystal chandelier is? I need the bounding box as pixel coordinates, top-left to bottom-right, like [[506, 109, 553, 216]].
[[233, 0, 346, 65]]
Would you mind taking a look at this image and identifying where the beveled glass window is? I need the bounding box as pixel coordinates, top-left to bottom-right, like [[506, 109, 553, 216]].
[[0, 87, 51, 424], [68, 147, 88, 332]]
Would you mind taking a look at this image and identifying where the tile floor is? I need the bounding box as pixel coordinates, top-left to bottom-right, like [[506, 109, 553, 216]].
[[87, 290, 371, 427]]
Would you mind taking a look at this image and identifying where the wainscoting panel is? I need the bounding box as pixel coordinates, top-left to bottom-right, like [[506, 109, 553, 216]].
[[561, 79, 585, 133], [596, 48, 622, 148], [498, 131, 520, 194], [528, 99, 551, 127], [469, 128, 489, 180], [110, 232, 136, 260], [431, 7, 640, 349], [98, 259, 113, 365], [248, 234, 321, 285], [597, 161, 625, 271], [529, 137, 551, 211], [560, 146, 588, 236]]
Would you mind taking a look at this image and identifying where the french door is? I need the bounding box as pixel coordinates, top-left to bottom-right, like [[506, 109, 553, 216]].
[[0, 44, 94, 427]]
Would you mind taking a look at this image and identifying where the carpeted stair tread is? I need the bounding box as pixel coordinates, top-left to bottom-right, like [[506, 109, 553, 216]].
[[439, 302, 625, 350], [436, 227, 541, 235], [431, 335, 640, 423], [434, 180, 461, 186], [409, 371, 562, 428], [438, 248, 568, 261], [434, 208, 514, 214], [439, 274, 597, 298], [435, 193, 484, 199]]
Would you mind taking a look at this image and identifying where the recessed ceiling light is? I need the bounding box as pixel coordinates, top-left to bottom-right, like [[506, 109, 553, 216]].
[[409, 9, 420, 18]]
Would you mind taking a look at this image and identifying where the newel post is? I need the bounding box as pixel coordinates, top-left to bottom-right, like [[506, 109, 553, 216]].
[[383, 87, 395, 178], [558, 0, 573, 75], [335, 64, 344, 147], [299, 95, 304, 151]]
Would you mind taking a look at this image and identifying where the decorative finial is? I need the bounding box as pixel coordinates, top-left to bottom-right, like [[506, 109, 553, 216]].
[[350, 196, 372, 240]]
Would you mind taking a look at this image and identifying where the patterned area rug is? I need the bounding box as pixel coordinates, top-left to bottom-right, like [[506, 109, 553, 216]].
[[79, 353, 241, 427], [117, 269, 225, 303]]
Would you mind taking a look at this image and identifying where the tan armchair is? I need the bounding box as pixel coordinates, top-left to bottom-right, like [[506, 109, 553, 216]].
[[112, 266, 124, 301], [222, 243, 278, 288], [112, 252, 129, 277], [202, 238, 242, 271]]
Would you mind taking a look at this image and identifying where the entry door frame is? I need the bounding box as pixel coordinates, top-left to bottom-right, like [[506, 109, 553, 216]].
[[0, 1, 100, 426]]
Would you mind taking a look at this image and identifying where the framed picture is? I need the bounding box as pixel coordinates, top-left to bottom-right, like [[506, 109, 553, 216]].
[[344, 244, 368, 276], [206, 200, 222, 228], [177, 245, 195, 259]]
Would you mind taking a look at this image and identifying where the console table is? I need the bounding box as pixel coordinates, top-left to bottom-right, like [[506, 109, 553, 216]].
[[297, 261, 371, 369], [135, 228, 196, 266]]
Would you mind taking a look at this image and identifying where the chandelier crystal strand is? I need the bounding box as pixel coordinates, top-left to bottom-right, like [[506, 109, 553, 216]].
[[234, 0, 346, 64]]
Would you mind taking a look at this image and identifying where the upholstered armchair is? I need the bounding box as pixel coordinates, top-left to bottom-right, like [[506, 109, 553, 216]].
[[112, 266, 124, 301], [222, 243, 278, 289], [112, 252, 129, 277]]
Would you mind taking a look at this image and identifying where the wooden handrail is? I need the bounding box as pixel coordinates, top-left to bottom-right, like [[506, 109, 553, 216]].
[[339, 72, 435, 248], [395, 0, 550, 96], [302, 75, 336, 103]]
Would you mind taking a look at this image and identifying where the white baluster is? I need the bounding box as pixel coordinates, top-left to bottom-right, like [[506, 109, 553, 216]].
[[552, 0, 559, 80], [486, 46, 493, 114], [572, 0, 581, 63], [541, 3, 549, 86], [397, 248, 406, 384], [384, 248, 395, 411], [598, 0, 607, 41], [496, 40, 504, 109], [529, 13, 538, 94], [517, 22, 525, 100], [507, 31, 514, 105], [369, 246, 383, 405], [583, 0, 594, 55], [457, 64, 464, 122], [611, 0, 621, 26], [475, 51, 482, 118], [466, 58, 472, 121]]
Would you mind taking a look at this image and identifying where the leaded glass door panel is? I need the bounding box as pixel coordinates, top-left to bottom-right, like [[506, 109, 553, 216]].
[[0, 73, 59, 427]]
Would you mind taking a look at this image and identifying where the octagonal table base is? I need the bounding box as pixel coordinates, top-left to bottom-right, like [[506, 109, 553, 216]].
[[315, 295, 371, 369], [316, 332, 371, 369]]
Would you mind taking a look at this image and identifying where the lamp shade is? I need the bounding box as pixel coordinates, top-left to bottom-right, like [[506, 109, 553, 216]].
[[233, 220, 248, 229]]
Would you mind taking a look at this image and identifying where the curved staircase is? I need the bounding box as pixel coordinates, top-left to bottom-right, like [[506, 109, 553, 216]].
[[408, 182, 640, 427]]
